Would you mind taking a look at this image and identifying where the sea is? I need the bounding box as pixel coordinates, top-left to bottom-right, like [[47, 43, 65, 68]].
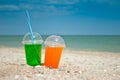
[[0, 35, 120, 53]]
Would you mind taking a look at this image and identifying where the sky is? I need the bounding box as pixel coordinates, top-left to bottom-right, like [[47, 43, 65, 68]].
[[0, 0, 120, 35]]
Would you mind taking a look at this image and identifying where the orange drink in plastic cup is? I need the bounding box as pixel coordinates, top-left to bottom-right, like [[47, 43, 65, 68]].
[[44, 35, 65, 69], [45, 46, 63, 68]]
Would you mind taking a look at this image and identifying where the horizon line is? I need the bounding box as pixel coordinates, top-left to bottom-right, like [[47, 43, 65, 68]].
[[0, 34, 120, 36]]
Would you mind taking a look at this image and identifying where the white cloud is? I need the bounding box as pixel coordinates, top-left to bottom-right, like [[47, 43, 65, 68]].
[[45, 0, 80, 4], [17, 2, 78, 15], [19, 4, 57, 12], [0, 0, 79, 15], [28, 5, 79, 16], [82, 0, 120, 5], [0, 0, 119, 15], [44, 0, 120, 5], [0, 5, 19, 10]]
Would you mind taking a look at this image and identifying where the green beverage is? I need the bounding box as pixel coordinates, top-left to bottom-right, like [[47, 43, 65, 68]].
[[24, 44, 42, 66]]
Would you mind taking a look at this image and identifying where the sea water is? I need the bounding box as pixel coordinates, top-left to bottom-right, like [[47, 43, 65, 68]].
[[62, 35, 120, 52], [0, 35, 120, 53]]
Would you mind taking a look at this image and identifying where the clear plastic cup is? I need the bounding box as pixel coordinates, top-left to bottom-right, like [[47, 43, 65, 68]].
[[22, 32, 43, 66], [44, 35, 65, 69]]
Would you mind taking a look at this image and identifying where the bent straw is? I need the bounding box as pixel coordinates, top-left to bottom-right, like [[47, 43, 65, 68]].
[[26, 10, 34, 43]]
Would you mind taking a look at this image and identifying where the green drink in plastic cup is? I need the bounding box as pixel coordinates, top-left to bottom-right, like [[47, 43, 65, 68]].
[[23, 32, 43, 66], [24, 44, 42, 66]]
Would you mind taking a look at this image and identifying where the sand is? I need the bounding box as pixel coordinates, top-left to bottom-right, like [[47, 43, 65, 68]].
[[0, 47, 120, 80]]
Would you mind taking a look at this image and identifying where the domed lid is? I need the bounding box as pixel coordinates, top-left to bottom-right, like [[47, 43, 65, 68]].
[[22, 32, 43, 44], [45, 35, 65, 47]]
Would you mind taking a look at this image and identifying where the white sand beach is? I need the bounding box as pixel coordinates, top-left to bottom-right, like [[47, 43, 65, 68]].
[[0, 47, 120, 80]]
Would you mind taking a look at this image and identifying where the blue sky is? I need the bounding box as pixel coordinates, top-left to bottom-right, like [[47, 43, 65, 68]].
[[0, 0, 120, 35]]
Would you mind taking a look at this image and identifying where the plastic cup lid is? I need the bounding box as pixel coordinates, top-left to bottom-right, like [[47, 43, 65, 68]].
[[22, 32, 43, 44], [45, 35, 66, 47]]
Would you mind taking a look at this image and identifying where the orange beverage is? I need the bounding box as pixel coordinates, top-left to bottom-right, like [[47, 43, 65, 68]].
[[44, 46, 63, 68]]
